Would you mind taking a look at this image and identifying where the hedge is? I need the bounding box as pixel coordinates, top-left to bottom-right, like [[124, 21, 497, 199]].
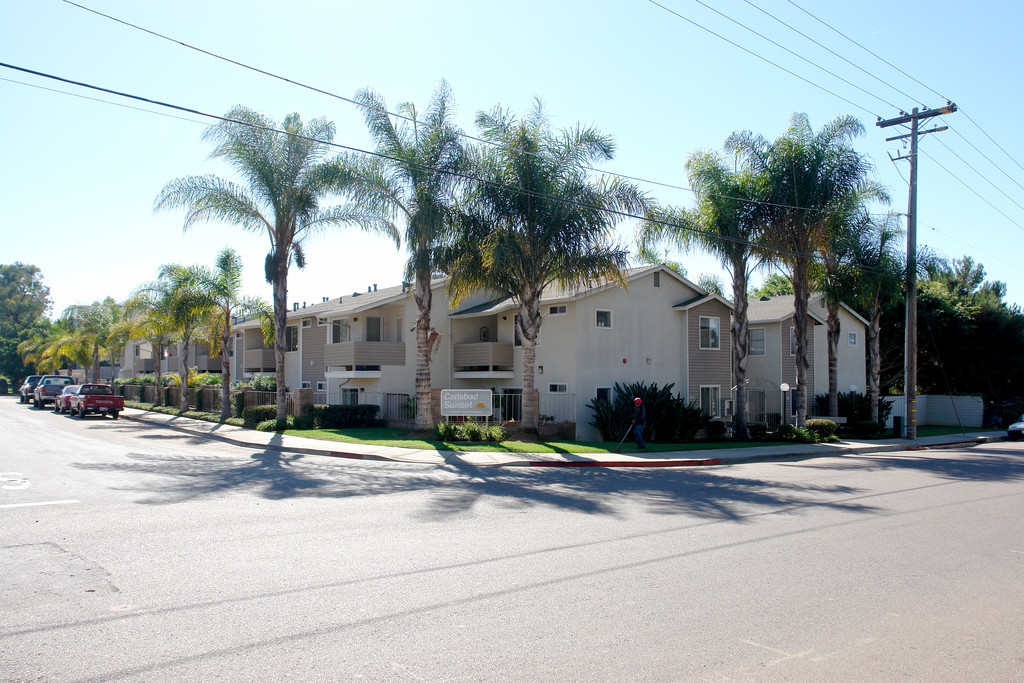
[[308, 404, 379, 429], [242, 405, 279, 429]]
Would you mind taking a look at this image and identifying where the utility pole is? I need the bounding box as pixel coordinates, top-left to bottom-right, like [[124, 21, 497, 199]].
[[877, 103, 957, 440]]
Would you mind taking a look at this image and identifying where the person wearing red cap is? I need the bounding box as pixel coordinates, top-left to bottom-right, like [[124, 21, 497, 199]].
[[632, 397, 646, 449]]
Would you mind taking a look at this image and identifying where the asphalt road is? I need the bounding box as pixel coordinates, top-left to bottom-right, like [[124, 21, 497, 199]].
[[2, 396, 1023, 682]]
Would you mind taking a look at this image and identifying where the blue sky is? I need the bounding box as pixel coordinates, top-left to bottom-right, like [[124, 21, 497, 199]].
[[3, 0, 1023, 316]]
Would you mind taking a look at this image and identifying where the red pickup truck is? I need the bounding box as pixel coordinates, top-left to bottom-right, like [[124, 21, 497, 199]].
[[68, 384, 124, 419]]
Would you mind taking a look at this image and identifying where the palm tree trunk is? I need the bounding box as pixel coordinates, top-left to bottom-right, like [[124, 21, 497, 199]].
[[731, 264, 749, 439], [519, 294, 543, 432], [91, 344, 100, 384], [220, 309, 232, 421], [154, 340, 165, 407], [868, 294, 882, 424], [792, 260, 811, 428], [273, 264, 288, 424], [413, 269, 433, 431], [826, 298, 840, 418], [179, 336, 191, 412]]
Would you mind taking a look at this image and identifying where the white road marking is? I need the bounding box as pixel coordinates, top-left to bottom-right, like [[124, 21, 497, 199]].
[[0, 499, 80, 509]]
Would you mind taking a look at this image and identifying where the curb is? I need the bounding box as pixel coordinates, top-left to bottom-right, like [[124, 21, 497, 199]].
[[530, 458, 723, 468]]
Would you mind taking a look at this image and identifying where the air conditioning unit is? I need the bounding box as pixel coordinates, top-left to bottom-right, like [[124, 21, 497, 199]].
[[722, 399, 735, 417]]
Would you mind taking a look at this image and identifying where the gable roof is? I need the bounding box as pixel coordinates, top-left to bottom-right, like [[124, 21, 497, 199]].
[[671, 291, 735, 312], [747, 295, 826, 325], [449, 264, 708, 318]]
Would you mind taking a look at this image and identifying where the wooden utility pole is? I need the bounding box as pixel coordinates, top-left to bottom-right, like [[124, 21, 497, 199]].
[[877, 103, 956, 439]]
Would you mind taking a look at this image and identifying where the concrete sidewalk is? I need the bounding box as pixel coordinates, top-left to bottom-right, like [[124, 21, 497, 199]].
[[119, 407, 1008, 468]]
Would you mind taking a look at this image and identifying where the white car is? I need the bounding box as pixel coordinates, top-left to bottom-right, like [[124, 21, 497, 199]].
[[1008, 415, 1024, 441]]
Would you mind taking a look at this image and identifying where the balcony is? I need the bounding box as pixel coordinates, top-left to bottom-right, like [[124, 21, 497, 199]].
[[324, 342, 405, 378], [453, 342, 514, 379], [133, 357, 155, 374], [195, 354, 223, 372], [244, 348, 276, 373]]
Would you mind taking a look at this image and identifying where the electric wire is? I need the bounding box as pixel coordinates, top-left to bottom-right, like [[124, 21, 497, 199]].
[[919, 148, 1024, 232], [932, 136, 1024, 215], [644, 0, 877, 118], [0, 61, 892, 276], [920, 221, 1024, 275], [59, 0, 858, 216]]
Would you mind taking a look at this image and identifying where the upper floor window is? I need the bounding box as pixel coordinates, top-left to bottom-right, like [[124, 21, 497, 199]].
[[849, 331, 857, 346], [699, 316, 720, 350], [748, 327, 765, 356], [330, 318, 350, 344], [548, 383, 568, 393], [549, 304, 567, 316], [285, 325, 298, 352], [595, 310, 612, 328]]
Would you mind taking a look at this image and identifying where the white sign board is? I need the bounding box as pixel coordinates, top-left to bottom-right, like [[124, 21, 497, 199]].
[[441, 389, 493, 417]]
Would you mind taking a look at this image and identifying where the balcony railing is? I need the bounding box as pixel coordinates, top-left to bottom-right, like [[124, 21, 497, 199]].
[[133, 357, 155, 373], [324, 341, 405, 369], [244, 348, 276, 372], [453, 342, 514, 378]]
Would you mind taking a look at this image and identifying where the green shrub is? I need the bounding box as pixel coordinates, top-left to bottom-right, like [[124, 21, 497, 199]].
[[256, 417, 293, 432], [242, 405, 279, 429], [292, 415, 314, 430], [433, 422, 457, 440], [773, 424, 796, 440], [814, 391, 893, 424], [308, 404, 379, 429], [806, 418, 838, 440], [248, 375, 277, 392], [459, 421, 484, 442], [748, 422, 769, 439], [231, 390, 246, 418], [484, 423, 507, 442], [586, 381, 709, 442], [705, 420, 727, 440]]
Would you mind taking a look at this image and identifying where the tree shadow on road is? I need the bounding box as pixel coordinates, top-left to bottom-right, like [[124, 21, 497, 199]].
[[73, 427, 884, 521], [786, 443, 1024, 483]]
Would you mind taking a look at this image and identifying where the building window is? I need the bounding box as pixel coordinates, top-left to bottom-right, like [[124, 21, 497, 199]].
[[340, 388, 359, 405], [316, 382, 327, 392], [595, 386, 611, 403], [790, 326, 796, 356], [300, 381, 311, 389], [365, 316, 381, 342], [595, 310, 612, 328], [849, 331, 857, 346], [134, 346, 140, 357], [330, 318, 350, 344], [548, 383, 568, 393], [549, 304, 567, 316], [700, 386, 721, 417], [748, 327, 765, 356], [285, 325, 298, 352], [302, 319, 312, 328], [479, 326, 490, 342], [699, 316, 720, 350]]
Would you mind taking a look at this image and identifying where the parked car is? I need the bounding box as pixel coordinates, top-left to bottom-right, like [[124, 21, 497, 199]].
[[1007, 415, 1024, 441], [53, 385, 83, 414], [68, 384, 124, 419], [19, 375, 42, 404], [33, 375, 74, 408]]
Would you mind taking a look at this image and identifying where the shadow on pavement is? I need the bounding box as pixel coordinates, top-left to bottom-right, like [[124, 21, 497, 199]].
[[73, 427, 883, 521], [787, 443, 1024, 483]]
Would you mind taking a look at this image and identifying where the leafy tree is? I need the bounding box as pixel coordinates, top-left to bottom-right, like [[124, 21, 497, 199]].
[[446, 100, 648, 429], [727, 113, 887, 426], [0, 263, 52, 383], [750, 273, 793, 297], [638, 148, 764, 438], [155, 106, 388, 422], [337, 83, 462, 430], [126, 273, 179, 406], [696, 273, 725, 296]]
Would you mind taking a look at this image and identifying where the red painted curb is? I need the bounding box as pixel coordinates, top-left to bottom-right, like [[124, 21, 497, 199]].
[[330, 452, 364, 459], [530, 458, 722, 468]]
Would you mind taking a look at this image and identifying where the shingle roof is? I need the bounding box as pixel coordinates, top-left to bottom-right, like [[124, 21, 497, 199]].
[[746, 295, 825, 324]]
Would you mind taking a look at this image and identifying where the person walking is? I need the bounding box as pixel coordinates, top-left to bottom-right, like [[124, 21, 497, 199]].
[[632, 397, 646, 449]]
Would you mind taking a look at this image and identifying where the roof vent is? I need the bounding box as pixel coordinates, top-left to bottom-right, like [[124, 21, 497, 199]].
[[373, 284, 377, 292], [322, 297, 328, 302], [302, 302, 306, 308], [293, 302, 299, 311], [653, 272, 661, 288], [760, 296, 770, 301], [352, 291, 360, 297]]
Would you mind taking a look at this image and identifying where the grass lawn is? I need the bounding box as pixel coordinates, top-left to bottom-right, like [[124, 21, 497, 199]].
[[281, 427, 780, 454]]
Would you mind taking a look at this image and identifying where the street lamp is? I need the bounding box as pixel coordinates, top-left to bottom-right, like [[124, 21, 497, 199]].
[[780, 383, 790, 426]]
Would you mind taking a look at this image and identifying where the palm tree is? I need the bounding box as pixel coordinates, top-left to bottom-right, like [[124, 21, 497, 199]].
[[156, 264, 218, 411], [126, 274, 178, 407], [727, 113, 887, 427], [182, 248, 270, 420], [446, 100, 649, 430], [336, 82, 463, 430], [155, 106, 392, 423], [637, 149, 765, 439], [853, 212, 905, 424], [59, 300, 117, 383]]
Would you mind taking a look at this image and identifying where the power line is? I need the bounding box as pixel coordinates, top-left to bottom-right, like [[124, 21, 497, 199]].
[[925, 147, 1024, 232], [933, 136, 1024, 216], [920, 220, 1024, 275], [644, 0, 877, 118], [0, 60, 890, 276], [947, 122, 1024, 195]]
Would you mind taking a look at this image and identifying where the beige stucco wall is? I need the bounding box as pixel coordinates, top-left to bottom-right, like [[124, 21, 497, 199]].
[[811, 304, 867, 398]]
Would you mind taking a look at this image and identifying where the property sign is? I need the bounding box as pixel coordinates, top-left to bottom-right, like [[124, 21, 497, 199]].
[[440, 389, 493, 417]]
